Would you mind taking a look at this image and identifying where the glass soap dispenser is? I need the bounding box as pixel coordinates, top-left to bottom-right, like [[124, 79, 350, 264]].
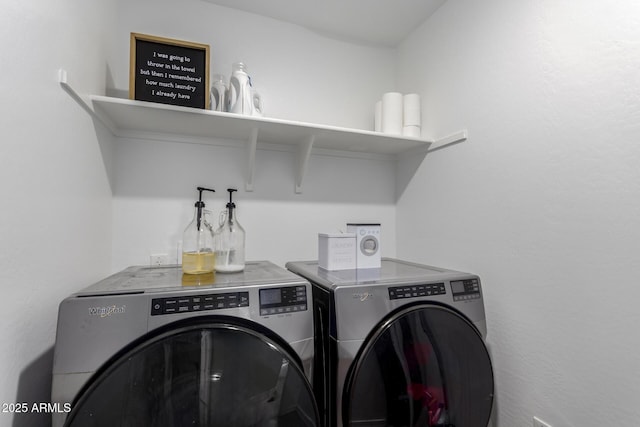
[[215, 188, 245, 273], [182, 187, 216, 275]]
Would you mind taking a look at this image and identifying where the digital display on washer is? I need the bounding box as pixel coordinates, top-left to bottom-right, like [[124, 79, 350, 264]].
[[259, 286, 307, 316], [451, 278, 481, 301], [151, 292, 249, 315]]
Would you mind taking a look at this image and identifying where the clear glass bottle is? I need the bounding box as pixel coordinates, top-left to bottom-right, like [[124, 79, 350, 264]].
[[214, 189, 245, 273], [182, 187, 216, 275]]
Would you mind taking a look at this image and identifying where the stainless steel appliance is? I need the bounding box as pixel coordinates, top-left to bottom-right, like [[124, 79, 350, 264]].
[[52, 261, 319, 427], [286, 258, 494, 427]]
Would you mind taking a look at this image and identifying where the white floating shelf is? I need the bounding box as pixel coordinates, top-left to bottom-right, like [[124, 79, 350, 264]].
[[89, 95, 432, 155], [90, 95, 434, 193], [60, 69, 467, 193]]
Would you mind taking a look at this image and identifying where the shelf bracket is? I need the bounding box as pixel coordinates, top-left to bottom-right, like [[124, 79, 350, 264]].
[[59, 69, 93, 115], [295, 135, 314, 194], [428, 130, 468, 152], [58, 68, 116, 133], [245, 128, 259, 192]]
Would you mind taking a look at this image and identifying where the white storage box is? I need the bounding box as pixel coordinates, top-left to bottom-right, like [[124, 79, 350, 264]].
[[318, 233, 356, 271]]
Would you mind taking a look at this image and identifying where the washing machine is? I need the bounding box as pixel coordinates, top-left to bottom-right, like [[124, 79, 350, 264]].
[[51, 261, 320, 427], [286, 258, 494, 427]]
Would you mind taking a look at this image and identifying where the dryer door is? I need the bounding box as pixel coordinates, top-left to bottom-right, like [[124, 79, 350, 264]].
[[342, 304, 493, 427], [64, 320, 319, 427]]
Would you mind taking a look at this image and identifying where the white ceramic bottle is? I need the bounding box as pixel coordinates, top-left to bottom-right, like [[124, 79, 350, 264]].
[[228, 62, 263, 116]]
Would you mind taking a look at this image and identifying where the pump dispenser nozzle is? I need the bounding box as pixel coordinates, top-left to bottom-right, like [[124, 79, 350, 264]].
[[195, 187, 215, 230], [226, 188, 237, 219]]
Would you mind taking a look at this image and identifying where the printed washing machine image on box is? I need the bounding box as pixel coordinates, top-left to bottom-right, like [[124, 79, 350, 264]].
[[51, 261, 319, 427], [286, 258, 494, 427], [346, 223, 381, 269]]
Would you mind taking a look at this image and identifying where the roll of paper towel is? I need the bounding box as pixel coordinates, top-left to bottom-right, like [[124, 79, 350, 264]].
[[403, 93, 421, 126], [382, 92, 403, 135], [402, 125, 421, 138]]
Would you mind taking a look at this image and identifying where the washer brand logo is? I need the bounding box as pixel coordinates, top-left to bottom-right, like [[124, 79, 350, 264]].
[[88, 305, 126, 318], [353, 292, 374, 301]]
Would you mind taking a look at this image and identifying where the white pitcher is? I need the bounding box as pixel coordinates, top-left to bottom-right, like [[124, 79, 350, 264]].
[[210, 74, 227, 112], [228, 62, 263, 116]]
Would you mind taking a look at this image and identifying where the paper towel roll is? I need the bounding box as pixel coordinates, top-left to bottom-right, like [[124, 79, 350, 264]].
[[374, 100, 382, 132], [402, 125, 421, 138], [403, 93, 421, 126], [381, 92, 403, 135]]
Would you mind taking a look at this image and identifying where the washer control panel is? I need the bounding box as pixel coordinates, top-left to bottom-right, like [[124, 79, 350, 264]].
[[259, 285, 308, 316], [151, 292, 249, 315], [451, 278, 481, 301], [388, 283, 446, 300]]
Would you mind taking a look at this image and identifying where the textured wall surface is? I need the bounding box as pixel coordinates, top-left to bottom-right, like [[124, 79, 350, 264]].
[[0, 1, 117, 426], [396, 1, 640, 426]]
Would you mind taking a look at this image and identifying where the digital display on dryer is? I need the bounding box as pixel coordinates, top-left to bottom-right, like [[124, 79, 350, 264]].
[[451, 278, 481, 301], [259, 288, 282, 305], [451, 281, 466, 294]]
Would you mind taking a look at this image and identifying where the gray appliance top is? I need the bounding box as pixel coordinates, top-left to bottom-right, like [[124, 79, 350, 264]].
[[286, 258, 474, 290], [76, 261, 306, 296]]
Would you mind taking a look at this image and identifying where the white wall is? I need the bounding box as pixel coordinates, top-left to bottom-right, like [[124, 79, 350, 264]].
[[396, 1, 640, 426], [108, 0, 399, 271], [0, 0, 116, 426], [110, 0, 396, 129], [110, 137, 398, 270]]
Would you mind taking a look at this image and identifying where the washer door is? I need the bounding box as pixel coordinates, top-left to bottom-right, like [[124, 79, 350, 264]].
[[64, 319, 319, 427], [343, 304, 493, 427]]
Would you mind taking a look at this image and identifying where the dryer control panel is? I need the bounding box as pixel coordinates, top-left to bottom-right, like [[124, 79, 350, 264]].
[[388, 283, 446, 299], [151, 292, 249, 315], [259, 286, 308, 316]]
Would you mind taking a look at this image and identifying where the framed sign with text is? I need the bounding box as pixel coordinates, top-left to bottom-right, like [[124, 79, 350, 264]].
[[130, 33, 210, 109]]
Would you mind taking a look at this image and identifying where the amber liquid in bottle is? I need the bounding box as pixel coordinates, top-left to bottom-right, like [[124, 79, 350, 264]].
[[182, 251, 215, 275]]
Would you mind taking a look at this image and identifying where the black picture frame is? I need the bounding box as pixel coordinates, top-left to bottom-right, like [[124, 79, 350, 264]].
[[129, 33, 210, 109]]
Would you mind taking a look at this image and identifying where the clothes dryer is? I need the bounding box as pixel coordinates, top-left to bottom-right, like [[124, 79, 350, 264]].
[[52, 261, 319, 427], [286, 258, 493, 427]]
